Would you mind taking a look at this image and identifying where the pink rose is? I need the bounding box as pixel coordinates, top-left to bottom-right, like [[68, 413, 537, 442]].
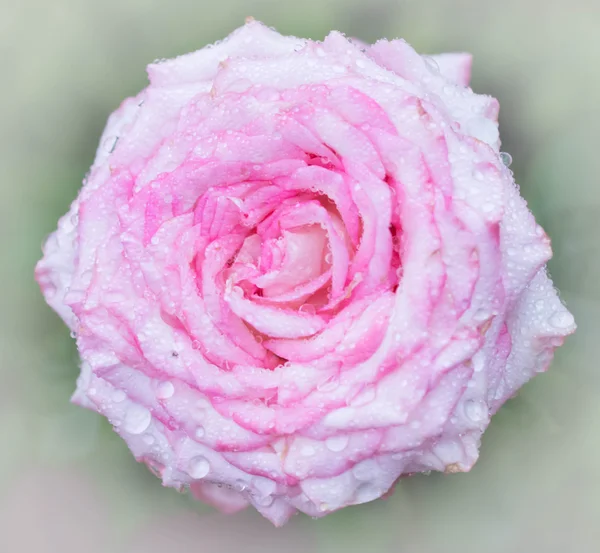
[[36, 20, 575, 525]]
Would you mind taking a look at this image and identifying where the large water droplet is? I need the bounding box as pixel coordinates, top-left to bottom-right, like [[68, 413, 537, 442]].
[[255, 493, 275, 507], [298, 304, 316, 316], [123, 404, 151, 435], [317, 376, 339, 393], [349, 386, 376, 406], [325, 435, 349, 452], [103, 136, 119, 153], [189, 456, 210, 479], [423, 56, 440, 74], [355, 483, 382, 504], [352, 460, 376, 481], [234, 479, 248, 492], [112, 390, 126, 403], [549, 311, 575, 329], [500, 152, 513, 167], [301, 444, 316, 457], [156, 381, 174, 399], [464, 399, 486, 422], [194, 426, 205, 439]]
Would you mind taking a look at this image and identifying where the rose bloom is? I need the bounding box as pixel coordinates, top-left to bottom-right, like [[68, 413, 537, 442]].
[[36, 20, 575, 525]]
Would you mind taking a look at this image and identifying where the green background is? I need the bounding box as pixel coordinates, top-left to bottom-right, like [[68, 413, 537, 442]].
[[2, 0, 598, 551]]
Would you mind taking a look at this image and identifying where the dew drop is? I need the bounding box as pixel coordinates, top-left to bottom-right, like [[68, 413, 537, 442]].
[[423, 56, 440, 74], [355, 483, 382, 504], [349, 386, 376, 406], [112, 390, 126, 403], [103, 136, 119, 153], [325, 435, 349, 452], [234, 479, 248, 492], [298, 304, 316, 316], [123, 404, 151, 435], [317, 376, 339, 393], [464, 399, 486, 422], [194, 426, 205, 439], [301, 444, 316, 457], [156, 381, 174, 399], [255, 494, 274, 507], [352, 461, 376, 481], [500, 152, 513, 167], [189, 456, 210, 479], [549, 311, 575, 329], [143, 434, 155, 445]]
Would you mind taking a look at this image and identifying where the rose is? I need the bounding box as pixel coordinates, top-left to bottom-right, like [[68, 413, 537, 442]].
[[35, 20, 575, 526]]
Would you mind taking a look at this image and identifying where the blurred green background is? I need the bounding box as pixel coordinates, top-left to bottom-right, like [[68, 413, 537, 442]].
[[1, 0, 598, 551]]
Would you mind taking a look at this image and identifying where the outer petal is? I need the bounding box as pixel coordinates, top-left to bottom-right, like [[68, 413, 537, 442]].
[[431, 53, 473, 87]]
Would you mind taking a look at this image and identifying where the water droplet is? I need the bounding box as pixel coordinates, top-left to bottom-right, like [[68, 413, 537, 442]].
[[324, 252, 333, 264], [123, 404, 151, 435], [255, 494, 274, 507], [352, 461, 376, 481], [317, 376, 339, 392], [535, 299, 545, 311], [301, 444, 316, 457], [423, 56, 440, 74], [234, 479, 248, 492], [298, 303, 316, 316], [464, 399, 486, 422], [194, 426, 205, 439], [189, 456, 210, 479], [88, 388, 97, 396], [325, 435, 348, 452], [349, 386, 376, 406], [156, 381, 174, 399], [143, 434, 155, 445], [355, 483, 382, 504], [112, 390, 126, 403], [500, 152, 513, 167], [103, 136, 119, 153], [549, 311, 575, 329]]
